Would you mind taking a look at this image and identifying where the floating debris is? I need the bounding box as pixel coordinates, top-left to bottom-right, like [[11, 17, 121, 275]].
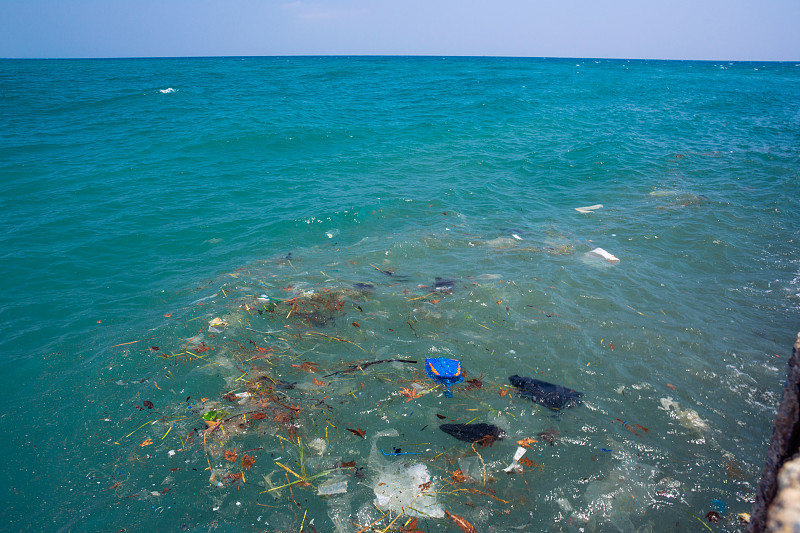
[[373, 463, 444, 518], [208, 317, 228, 333], [434, 277, 455, 293], [585, 247, 620, 263], [508, 375, 583, 410], [575, 204, 603, 214], [425, 357, 463, 397], [537, 428, 560, 446], [659, 397, 709, 432], [440, 423, 505, 446]]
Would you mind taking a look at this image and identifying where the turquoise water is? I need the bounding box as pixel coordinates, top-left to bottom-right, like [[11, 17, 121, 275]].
[[1, 56, 799, 532]]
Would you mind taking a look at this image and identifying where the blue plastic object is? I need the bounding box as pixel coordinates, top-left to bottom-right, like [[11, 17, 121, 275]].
[[425, 357, 463, 397]]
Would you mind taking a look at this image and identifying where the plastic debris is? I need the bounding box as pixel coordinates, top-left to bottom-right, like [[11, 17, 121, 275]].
[[586, 247, 619, 262], [317, 475, 348, 496], [508, 375, 583, 410], [440, 423, 505, 445], [434, 277, 455, 293], [373, 462, 444, 518], [712, 498, 726, 513], [425, 357, 463, 397], [659, 397, 709, 432], [575, 204, 603, 214], [504, 446, 528, 472]]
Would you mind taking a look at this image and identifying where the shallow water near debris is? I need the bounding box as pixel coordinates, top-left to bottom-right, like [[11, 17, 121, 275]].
[[1, 56, 799, 532]]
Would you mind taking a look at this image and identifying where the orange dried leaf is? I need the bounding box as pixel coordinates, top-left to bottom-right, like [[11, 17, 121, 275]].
[[499, 388, 509, 397], [291, 361, 319, 372], [347, 428, 366, 439], [451, 470, 467, 483], [139, 438, 153, 447], [241, 453, 256, 470], [399, 387, 423, 402], [400, 517, 425, 533], [445, 510, 477, 533], [224, 449, 238, 462], [340, 460, 356, 468], [249, 412, 266, 421], [164, 313, 172, 318], [313, 377, 327, 387], [519, 457, 533, 467], [516, 437, 538, 448]]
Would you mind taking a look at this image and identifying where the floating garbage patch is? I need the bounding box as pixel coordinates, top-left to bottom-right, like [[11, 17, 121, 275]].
[[94, 215, 763, 532]]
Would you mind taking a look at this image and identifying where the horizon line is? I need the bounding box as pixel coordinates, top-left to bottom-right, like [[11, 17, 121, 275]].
[[1, 53, 798, 63]]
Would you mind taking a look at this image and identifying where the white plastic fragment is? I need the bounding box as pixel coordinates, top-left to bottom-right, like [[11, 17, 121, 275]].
[[504, 446, 528, 472], [512, 234, 523, 240], [575, 204, 603, 214], [373, 463, 444, 518], [586, 247, 620, 262], [317, 476, 348, 496]]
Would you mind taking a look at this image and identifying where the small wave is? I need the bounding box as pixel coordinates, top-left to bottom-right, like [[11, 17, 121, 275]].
[[159, 87, 177, 94]]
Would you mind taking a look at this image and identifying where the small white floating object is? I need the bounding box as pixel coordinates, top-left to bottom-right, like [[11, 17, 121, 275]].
[[159, 87, 176, 94], [575, 204, 603, 214], [504, 446, 528, 472], [587, 247, 620, 262], [511, 234, 523, 241]]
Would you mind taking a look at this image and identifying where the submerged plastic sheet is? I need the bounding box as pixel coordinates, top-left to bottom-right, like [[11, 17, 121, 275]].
[[425, 357, 463, 397]]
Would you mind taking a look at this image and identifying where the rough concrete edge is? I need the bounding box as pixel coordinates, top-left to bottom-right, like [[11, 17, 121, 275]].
[[749, 331, 800, 533]]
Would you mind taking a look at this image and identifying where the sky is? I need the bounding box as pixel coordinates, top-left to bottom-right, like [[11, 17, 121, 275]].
[[1, 0, 798, 61]]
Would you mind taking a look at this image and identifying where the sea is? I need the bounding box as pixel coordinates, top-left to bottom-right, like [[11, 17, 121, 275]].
[[1, 56, 798, 533]]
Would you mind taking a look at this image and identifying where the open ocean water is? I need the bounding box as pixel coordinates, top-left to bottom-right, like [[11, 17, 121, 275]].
[[1, 56, 799, 532]]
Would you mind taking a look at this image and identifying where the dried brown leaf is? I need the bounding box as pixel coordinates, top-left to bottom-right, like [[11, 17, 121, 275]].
[[224, 449, 238, 462], [445, 510, 477, 533], [242, 453, 255, 470], [291, 361, 319, 372], [347, 428, 366, 439], [451, 470, 467, 483], [399, 387, 423, 402]]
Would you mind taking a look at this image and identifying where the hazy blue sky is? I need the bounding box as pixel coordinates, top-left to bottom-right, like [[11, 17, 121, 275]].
[[1, 0, 798, 60]]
